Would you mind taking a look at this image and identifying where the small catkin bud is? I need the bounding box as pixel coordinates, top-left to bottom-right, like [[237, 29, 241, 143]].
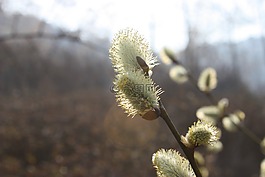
[[152, 149, 195, 177], [198, 67, 217, 92], [159, 48, 177, 65], [207, 140, 223, 153], [222, 114, 241, 132], [169, 65, 189, 84], [136, 56, 149, 76], [196, 106, 222, 125], [185, 120, 220, 147], [200, 167, 209, 177], [142, 107, 161, 120], [234, 110, 245, 121], [217, 98, 229, 112], [194, 151, 205, 166]]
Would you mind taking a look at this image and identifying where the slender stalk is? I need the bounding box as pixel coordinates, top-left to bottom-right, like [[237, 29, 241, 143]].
[[231, 120, 261, 144], [201, 91, 261, 145], [159, 101, 202, 177], [195, 79, 261, 145]]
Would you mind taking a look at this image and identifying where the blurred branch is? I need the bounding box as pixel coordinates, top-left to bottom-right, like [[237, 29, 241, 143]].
[[170, 56, 217, 105], [187, 72, 217, 105], [231, 120, 262, 144], [0, 16, 103, 51], [0, 32, 81, 44], [0, 16, 77, 43], [0, 30, 110, 56], [170, 58, 262, 146]]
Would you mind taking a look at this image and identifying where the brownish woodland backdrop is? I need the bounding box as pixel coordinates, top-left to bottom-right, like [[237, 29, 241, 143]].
[[0, 11, 264, 177]]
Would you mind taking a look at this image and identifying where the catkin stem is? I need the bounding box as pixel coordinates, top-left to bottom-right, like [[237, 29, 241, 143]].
[[159, 101, 202, 177]]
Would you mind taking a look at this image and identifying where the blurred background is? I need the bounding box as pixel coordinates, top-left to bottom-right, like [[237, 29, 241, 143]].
[[0, 0, 264, 176]]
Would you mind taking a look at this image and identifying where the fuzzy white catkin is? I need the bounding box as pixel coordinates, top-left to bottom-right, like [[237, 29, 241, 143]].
[[185, 120, 220, 147], [110, 28, 163, 118], [109, 28, 158, 75], [113, 70, 162, 117], [152, 149, 195, 177]]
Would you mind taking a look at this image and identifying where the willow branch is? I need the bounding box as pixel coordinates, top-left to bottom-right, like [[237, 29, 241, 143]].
[[159, 101, 202, 177]]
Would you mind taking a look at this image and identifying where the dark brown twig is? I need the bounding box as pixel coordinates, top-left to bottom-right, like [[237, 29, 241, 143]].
[[159, 101, 202, 177]]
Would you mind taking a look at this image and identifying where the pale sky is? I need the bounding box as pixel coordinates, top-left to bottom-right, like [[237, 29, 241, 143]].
[[2, 0, 265, 52]]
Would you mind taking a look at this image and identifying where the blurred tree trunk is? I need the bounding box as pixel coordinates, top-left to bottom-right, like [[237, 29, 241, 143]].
[[181, 0, 200, 74]]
